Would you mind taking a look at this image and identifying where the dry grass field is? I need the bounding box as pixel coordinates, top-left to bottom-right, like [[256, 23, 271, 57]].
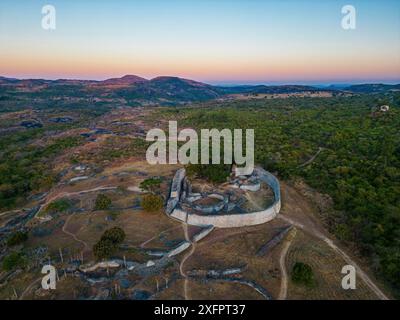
[[188, 279, 265, 300], [182, 219, 290, 299], [286, 230, 377, 300]]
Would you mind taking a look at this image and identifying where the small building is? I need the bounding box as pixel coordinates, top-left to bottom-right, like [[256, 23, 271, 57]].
[[371, 105, 390, 114], [379, 105, 390, 112]]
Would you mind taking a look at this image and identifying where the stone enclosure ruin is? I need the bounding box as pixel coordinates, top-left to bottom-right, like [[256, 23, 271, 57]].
[[166, 166, 281, 228]]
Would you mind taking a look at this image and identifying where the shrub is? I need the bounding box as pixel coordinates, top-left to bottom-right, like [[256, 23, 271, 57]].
[[45, 199, 71, 214], [141, 194, 164, 213], [140, 177, 162, 192], [94, 194, 112, 210], [291, 262, 315, 287], [93, 239, 116, 260], [101, 227, 125, 244], [2, 252, 27, 271], [186, 163, 231, 183], [6, 231, 28, 247], [93, 227, 126, 260]]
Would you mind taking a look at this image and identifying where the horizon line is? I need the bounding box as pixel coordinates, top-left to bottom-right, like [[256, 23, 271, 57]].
[[1, 74, 400, 87]]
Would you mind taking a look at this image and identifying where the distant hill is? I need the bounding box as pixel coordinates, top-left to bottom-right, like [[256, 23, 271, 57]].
[[100, 74, 148, 86], [115, 76, 220, 104], [216, 84, 325, 95], [0, 76, 19, 84], [0, 75, 399, 106], [343, 83, 400, 93]]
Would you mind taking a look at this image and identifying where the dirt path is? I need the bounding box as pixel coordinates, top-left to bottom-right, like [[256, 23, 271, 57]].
[[139, 226, 182, 249], [62, 213, 89, 254], [278, 228, 297, 300], [278, 214, 389, 300], [0, 209, 21, 218], [179, 222, 196, 300], [19, 277, 42, 300], [298, 147, 324, 168], [35, 186, 117, 218]]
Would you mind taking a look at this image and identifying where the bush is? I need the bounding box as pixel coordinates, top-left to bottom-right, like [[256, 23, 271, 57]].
[[45, 199, 71, 214], [140, 177, 162, 192], [6, 231, 28, 247], [141, 194, 164, 213], [291, 262, 315, 287], [101, 227, 125, 244], [94, 194, 112, 210], [186, 163, 231, 183], [93, 227, 126, 260], [93, 239, 116, 260], [2, 252, 27, 271]]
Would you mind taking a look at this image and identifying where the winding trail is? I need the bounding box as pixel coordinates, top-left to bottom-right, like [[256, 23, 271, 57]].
[[179, 222, 196, 300], [19, 277, 42, 300], [278, 228, 297, 300], [140, 226, 182, 249], [62, 213, 89, 253], [35, 186, 118, 218], [298, 147, 324, 168], [0, 209, 21, 218], [278, 214, 389, 300]]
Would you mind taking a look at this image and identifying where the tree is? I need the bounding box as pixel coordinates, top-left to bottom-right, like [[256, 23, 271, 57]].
[[186, 163, 231, 183], [140, 177, 162, 192], [6, 231, 28, 247], [93, 239, 116, 260], [291, 262, 315, 287], [141, 194, 164, 213], [94, 194, 112, 210], [101, 227, 125, 244], [2, 252, 27, 271], [45, 199, 71, 214], [93, 227, 126, 260]]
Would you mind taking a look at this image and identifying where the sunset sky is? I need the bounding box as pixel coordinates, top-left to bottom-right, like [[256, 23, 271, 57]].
[[0, 0, 399, 84]]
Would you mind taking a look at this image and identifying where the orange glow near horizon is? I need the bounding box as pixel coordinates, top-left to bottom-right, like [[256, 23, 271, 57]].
[[2, 49, 399, 83]]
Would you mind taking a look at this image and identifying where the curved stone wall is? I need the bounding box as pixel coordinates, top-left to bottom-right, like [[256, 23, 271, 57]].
[[166, 167, 281, 228], [191, 193, 228, 214], [166, 168, 186, 214]]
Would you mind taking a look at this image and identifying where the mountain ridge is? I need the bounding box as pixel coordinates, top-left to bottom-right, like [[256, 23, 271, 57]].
[[0, 75, 399, 106]]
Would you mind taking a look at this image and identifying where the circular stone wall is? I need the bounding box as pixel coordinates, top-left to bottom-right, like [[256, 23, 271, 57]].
[[166, 167, 281, 228]]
